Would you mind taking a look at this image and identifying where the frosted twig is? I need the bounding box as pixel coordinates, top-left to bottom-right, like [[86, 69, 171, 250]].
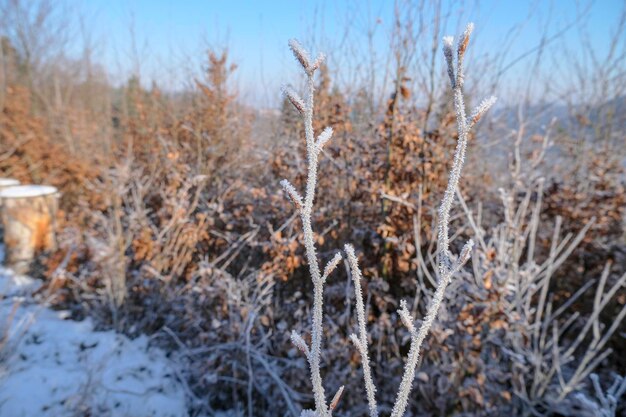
[[316, 127, 334, 151], [322, 252, 343, 282], [398, 300, 416, 334], [288, 39, 311, 71], [284, 86, 306, 115], [390, 263, 458, 417], [282, 39, 336, 417], [389, 22, 493, 417], [442, 36, 455, 88], [289, 39, 326, 75], [281, 179, 303, 210], [345, 244, 378, 417], [311, 53, 326, 73], [469, 96, 497, 128], [282, 23, 495, 417], [455, 22, 473, 89], [329, 386, 345, 412], [437, 23, 495, 276], [291, 330, 310, 359], [389, 236, 472, 417]]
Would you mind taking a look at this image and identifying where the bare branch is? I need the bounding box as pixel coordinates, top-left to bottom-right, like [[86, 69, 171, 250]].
[[280, 179, 303, 210], [283, 86, 306, 114], [322, 251, 343, 282], [316, 127, 334, 151], [291, 330, 310, 359]]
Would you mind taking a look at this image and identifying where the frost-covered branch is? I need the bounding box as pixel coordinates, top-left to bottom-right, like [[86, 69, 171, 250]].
[[345, 244, 378, 417], [347, 23, 496, 417], [281, 39, 341, 417], [281, 24, 494, 416], [438, 22, 495, 275], [391, 23, 494, 417]]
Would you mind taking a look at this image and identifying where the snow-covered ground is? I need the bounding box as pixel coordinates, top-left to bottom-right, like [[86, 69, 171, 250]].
[[0, 258, 189, 417]]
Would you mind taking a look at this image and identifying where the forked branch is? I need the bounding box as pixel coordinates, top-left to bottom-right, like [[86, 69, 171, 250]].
[[281, 39, 341, 417], [346, 23, 496, 417]]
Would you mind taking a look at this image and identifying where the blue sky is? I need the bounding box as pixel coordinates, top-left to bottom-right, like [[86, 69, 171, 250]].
[[78, 0, 624, 107]]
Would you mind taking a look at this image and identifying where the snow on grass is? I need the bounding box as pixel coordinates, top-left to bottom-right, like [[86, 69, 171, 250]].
[[0, 264, 189, 417]]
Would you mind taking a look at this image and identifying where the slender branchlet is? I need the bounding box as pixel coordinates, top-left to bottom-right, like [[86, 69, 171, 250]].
[[443, 36, 455, 88], [389, 251, 462, 417], [391, 23, 492, 417], [282, 39, 338, 417], [316, 127, 334, 151], [280, 179, 303, 211], [310, 53, 326, 74], [291, 330, 310, 359], [389, 243, 474, 417], [345, 244, 378, 417], [288, 39, 311, 72], [346, 22, 496, 417], [283, 86, 306, 115], [398, 300, 416, 334], [289, 38, 325, 76], [455, 22, 473, 89], [438, 22, 495, 276], [469, 96, 497, 129], [329, 386, 345, 413], [322, 251, 344, 282]]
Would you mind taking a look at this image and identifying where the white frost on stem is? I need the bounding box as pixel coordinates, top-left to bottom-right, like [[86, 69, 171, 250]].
[[329, 386, 345, 413], [469, 95, 498, 128], [398, 300, 416, 334], [282, 39, 334, 417], [455, 22, 474, 89], [443, 36, 455, 88], [311, 53, 326, 73], [288, 39, 311, 71], [283, 86, 306, 115], [322, 251, 343, 282], [280, 179, 303, 210], [283, 23, 494, 417], [316, 127, 334, 151], [389, 22, 492, 417], [438, 22, 486, 276], [345, 244, 378, 417], [291, 330, 310, 359]]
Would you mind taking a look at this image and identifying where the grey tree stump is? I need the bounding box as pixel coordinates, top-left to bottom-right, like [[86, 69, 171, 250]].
[[0, 178, 20, 250], [0, 185, 59, 273]]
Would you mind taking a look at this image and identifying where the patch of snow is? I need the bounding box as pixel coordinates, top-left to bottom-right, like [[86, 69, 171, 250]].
[[0, 267, 189, 417], [0, 268, 41, 297], [0, 185, 58, 199]]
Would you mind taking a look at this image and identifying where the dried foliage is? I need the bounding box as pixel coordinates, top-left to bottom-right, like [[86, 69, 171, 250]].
[[0, 85, 101, 213]]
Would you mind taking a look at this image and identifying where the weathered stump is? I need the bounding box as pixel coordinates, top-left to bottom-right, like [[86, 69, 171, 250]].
[[0, 178, 20, 248], [0, 185, 59, 273]]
